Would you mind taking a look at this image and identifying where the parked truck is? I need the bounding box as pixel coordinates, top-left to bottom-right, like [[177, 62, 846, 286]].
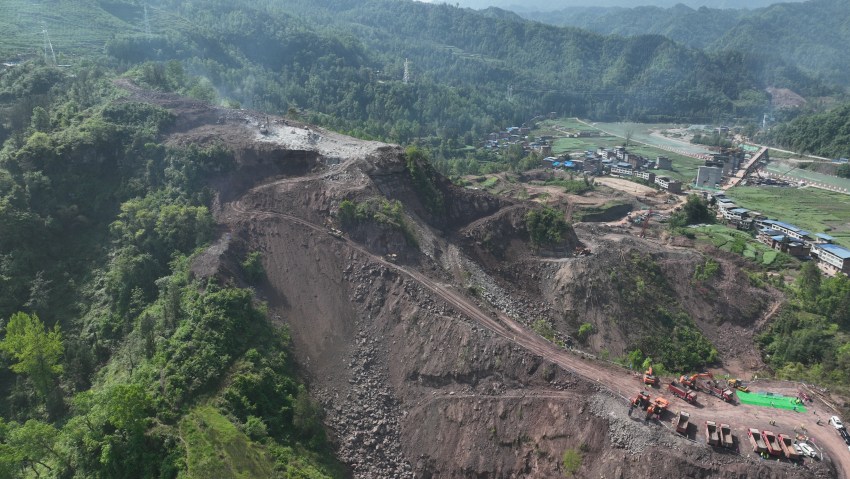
[[668, 381, 698, 404], [748, 428, 768, 454], [778, 433, 801, 461], [700, 380, 736, 403], [705, 421, 721, 446], [674, 411, 690, 435], [761, 430, 783, 457], [720, 423, 734, 449]]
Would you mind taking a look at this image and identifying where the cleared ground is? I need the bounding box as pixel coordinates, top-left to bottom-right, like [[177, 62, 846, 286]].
[[544, 119, 710, 183]]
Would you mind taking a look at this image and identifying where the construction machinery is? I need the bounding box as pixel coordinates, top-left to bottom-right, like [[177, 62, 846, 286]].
[[778, 433, 801, 461], [705, 421, 721, 446], [639, 208, 652, 238], [681, 372, 735, 403], [761, 430, 783, 457], [748, 428, 768, 454], [720, 423, 734, 448], [631, 391, 651, 410], [727, 378, 749, 392], [673, 411, 690, 435], [680, 372, 713, 388], [646, 397, 669, 419], [643, 366, 658, 386], [668, 381, 698, 404]]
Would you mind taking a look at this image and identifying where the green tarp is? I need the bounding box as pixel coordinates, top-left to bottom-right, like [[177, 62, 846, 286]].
[[737, 391, 807, 412]]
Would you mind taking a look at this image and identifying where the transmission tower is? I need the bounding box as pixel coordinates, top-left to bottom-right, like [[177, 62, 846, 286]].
[[403, 58, 411, 84], [507, 84, 513, 101], [144, 4, 152, 37], [42, 26, 56, 65]]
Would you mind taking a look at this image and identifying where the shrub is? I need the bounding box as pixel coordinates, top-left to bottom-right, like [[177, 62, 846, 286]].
[[562, 448, 582, 477]]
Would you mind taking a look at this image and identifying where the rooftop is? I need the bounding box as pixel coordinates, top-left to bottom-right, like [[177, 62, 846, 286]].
[[729, 208, 749, 214], [818, 244, 850, 260], [761, 219, 802, 233], [816, 233, 835, 241]]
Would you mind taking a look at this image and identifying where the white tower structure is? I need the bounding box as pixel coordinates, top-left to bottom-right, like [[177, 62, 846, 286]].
[[403, 58, 411, 84]]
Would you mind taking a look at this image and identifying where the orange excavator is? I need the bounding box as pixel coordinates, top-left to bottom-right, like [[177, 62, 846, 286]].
[[646, 397, 670, 419], [680, 372, 713, 389], [631, 391, 651, 409], [643, 366, 658, 386]]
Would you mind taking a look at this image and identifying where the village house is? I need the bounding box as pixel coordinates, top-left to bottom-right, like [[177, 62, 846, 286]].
[[654, 176, 682, 193], [811, 243, 850, 276]]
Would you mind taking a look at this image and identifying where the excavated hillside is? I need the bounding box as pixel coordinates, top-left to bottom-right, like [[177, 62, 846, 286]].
[[125, 84, 845, 478]]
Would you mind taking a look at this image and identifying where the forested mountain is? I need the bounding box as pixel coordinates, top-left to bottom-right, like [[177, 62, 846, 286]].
[[769, 103, 850, 158], [2, 0, 834, 147], [519, 0, 850, 87]]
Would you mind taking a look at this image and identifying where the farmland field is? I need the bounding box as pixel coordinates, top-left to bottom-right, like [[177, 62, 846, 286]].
[[691, 225, 794, 268], [727, 186, 850, 247]]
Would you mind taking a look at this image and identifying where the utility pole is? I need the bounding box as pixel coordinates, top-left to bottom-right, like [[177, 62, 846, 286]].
[[42, 26, 56, 65], [403, 58, 411, 84], [144, 4, 152, 37]]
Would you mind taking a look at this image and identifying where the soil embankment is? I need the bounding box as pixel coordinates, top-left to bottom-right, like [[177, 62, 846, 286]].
[[128, 83, 846, 478]]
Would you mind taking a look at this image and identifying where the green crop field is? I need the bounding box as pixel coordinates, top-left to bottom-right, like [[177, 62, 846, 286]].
[[691, 225, 794, 268], [727, 186, 850, 247]]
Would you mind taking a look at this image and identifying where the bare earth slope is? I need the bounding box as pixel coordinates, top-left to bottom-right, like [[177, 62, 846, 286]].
[[125, 84, 847, 478]]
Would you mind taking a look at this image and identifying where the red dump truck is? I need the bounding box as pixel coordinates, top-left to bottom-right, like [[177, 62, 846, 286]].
[[761, 430, 783, 457], [748, 428, 768, 454], [700, 380, 735, 403], [720, 423, 734, 448], [778, 433, 801, 461], [705, 421, 721, 446], [674, 411, 690, 435], [668, 381, 698, 404]]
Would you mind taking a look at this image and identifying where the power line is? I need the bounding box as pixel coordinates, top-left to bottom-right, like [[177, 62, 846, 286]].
[[42, 25, 56, 65]]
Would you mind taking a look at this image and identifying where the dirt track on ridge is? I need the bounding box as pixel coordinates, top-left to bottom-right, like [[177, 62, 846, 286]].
[[227, 179, 850, 478]]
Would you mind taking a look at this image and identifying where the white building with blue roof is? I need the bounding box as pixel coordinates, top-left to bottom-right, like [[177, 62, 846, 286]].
[[812, 243, 850, 276]]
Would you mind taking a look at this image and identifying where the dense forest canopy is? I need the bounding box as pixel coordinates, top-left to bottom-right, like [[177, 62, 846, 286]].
[[520, 0, 850, 88]]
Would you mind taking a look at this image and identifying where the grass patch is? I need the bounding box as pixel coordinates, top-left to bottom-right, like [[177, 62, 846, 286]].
[[561, 448, 583, 477], [180, 405, 276, 479], [692, 225, 793, 269], [727, 186, 850, 248]]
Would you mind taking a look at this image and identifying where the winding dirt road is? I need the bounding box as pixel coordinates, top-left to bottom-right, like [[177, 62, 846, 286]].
[[226, 179, 850, 478]]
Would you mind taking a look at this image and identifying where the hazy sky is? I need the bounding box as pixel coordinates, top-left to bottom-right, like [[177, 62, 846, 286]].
[[421, 0, 804, 10]]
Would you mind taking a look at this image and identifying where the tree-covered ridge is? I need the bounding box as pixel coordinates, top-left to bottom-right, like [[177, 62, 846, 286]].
[[520, 0, 850, 87], [0, 63, 340, 478], [768, 103, 850, 158], [4, 0, 832, 148]]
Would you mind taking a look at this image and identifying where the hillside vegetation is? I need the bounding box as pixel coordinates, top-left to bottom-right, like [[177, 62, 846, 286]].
[[521, 0, 850, 87], [0, 63, 341, 478]]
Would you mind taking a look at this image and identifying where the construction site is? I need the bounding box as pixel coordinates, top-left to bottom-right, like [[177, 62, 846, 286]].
[[119, 80, 850, 478]]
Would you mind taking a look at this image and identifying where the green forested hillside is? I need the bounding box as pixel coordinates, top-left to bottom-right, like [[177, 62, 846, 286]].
[[2, 0, 832, 147], [0, 63, 342, 478], [769, 103, 850, 158], [520, 0, 850, 87]]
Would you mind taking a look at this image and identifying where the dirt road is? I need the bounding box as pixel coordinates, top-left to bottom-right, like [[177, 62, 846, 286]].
[[227, 183, 850, 478]]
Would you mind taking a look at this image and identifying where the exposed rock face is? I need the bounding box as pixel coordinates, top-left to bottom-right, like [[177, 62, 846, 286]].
[[151, 92, 830, 478]]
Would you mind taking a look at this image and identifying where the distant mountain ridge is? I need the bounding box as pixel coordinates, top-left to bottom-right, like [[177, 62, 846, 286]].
[[450, 0, 802, 10], [517, 0, 850, 86]]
